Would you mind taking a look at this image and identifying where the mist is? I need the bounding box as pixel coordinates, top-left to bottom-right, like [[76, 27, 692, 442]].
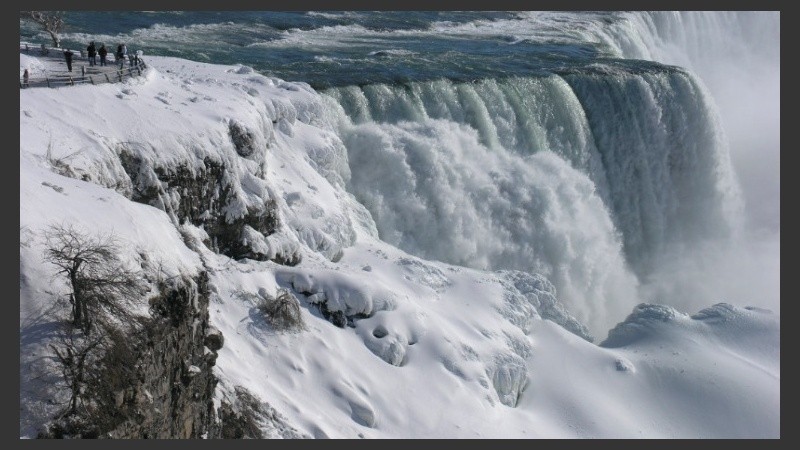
[[311, 12, 780, 338], [620, 11, 780, 317]]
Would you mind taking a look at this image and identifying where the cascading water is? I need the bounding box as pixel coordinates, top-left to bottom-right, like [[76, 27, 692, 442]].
[[316, 56, 743, 337], [561, 66, 742, 276], [324, 105, 638, 337], [596, 11, 779, 314], [300, 11, 777, 336], [37, 10, 777, 335]]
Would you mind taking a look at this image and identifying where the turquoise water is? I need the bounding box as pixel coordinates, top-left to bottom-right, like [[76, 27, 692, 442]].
[[19, 11, 781, 334], [19, 11, 643, 88]]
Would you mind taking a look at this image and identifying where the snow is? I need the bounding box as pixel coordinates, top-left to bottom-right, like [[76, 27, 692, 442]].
[[19, 53, 46, 77], [19, 52, 779, 438]]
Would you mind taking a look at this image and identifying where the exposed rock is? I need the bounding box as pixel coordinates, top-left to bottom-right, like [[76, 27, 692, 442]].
[[204, 326, 225, 351], [118, 151, 298, 265], [328, 309, 347, 328], [213, 386, 307, 439], [105, 272, 220, 438], [228, 121, 259, 157]]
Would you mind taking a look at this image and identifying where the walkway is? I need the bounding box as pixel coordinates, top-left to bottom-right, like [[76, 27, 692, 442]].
[[20, 43, 148, 89]]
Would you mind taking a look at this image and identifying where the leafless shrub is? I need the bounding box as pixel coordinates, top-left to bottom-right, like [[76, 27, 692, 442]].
[[42, 139, 83, 180], [257, 288, 305, 332]]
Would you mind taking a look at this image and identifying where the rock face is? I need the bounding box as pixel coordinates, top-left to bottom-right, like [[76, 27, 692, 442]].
[[106, 272, 221, 439], [41, 271, 304, 439], [229, 121, 259, 158], [212, 386, 308, 439], [204, 326, 224, 352], [118, 151, 299, 265]]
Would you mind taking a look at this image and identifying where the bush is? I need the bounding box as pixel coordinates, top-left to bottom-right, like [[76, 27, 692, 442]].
[[258, 289, 304, 332], [43, 223, 146, 334]]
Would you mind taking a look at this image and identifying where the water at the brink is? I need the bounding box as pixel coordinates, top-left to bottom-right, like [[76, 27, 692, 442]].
[[22, 11, 779, 337]]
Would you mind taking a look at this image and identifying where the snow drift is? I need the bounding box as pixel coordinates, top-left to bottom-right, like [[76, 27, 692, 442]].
[[19, 53, 779, 438]]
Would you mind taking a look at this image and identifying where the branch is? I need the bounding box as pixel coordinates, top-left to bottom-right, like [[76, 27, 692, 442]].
[[20, 11, 65, 47]]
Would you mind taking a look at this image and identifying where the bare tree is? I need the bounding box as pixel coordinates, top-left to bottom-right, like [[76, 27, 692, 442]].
[[258, 288, 305, 331], [46, 324, 142, 437], [43, 223, 146, 334], [20, 11, 65, 48], [50, 330, 103, 418]]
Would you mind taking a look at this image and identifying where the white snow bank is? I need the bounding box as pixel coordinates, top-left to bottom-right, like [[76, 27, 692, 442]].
[[20, 53, 46, 77], [20, 52, 779, 439]]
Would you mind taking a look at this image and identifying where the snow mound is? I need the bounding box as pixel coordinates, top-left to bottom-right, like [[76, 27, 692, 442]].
[[600, 303, 682, 347]]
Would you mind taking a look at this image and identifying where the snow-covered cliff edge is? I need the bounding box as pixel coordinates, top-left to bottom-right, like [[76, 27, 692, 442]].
[[20, 55, 779, 438]]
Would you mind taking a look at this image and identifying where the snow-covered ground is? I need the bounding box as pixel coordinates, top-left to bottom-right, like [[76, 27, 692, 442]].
[[19, 53, 780, 438]]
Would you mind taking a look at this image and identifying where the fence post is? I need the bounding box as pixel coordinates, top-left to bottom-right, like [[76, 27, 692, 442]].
[[118, 70, 123, 82], [90, 75, 95, 85], [25, 44, 29, 52], [46, 76, 50, 88], [105, 73, 111, 82], [81, 66, 86, 78], [69, 76, 74, 86]]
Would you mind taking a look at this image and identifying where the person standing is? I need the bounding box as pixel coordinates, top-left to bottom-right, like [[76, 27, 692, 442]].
[[63, 49, 74, 72], [98, 44, 108, 66], [116, 43, 124, 69], [87, 41, 97, 67], [121, 44, 129, 68], [23, 68, 29, 87]]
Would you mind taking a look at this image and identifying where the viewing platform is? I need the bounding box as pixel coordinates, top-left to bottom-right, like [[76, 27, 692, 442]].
[[20, 42, 147, 89]]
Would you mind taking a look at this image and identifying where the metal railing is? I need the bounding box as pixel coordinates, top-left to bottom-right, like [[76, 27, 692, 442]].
[[20, 43, 148, 89]]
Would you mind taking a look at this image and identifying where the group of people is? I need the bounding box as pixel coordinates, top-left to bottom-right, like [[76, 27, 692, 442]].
[[22, 41, 142, 87], [61, 42, 138, 72], [86, 42, 134, 68]]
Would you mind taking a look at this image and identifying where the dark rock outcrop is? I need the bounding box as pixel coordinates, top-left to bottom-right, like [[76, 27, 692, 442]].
[[229, 121, 258, 157], [118, 151, 298, 265], [204, 326, 224, 352], [107, 272, 221, 439]]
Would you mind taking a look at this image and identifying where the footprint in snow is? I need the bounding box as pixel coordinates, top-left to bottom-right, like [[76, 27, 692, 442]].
[[41, 182, 64, 193]]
